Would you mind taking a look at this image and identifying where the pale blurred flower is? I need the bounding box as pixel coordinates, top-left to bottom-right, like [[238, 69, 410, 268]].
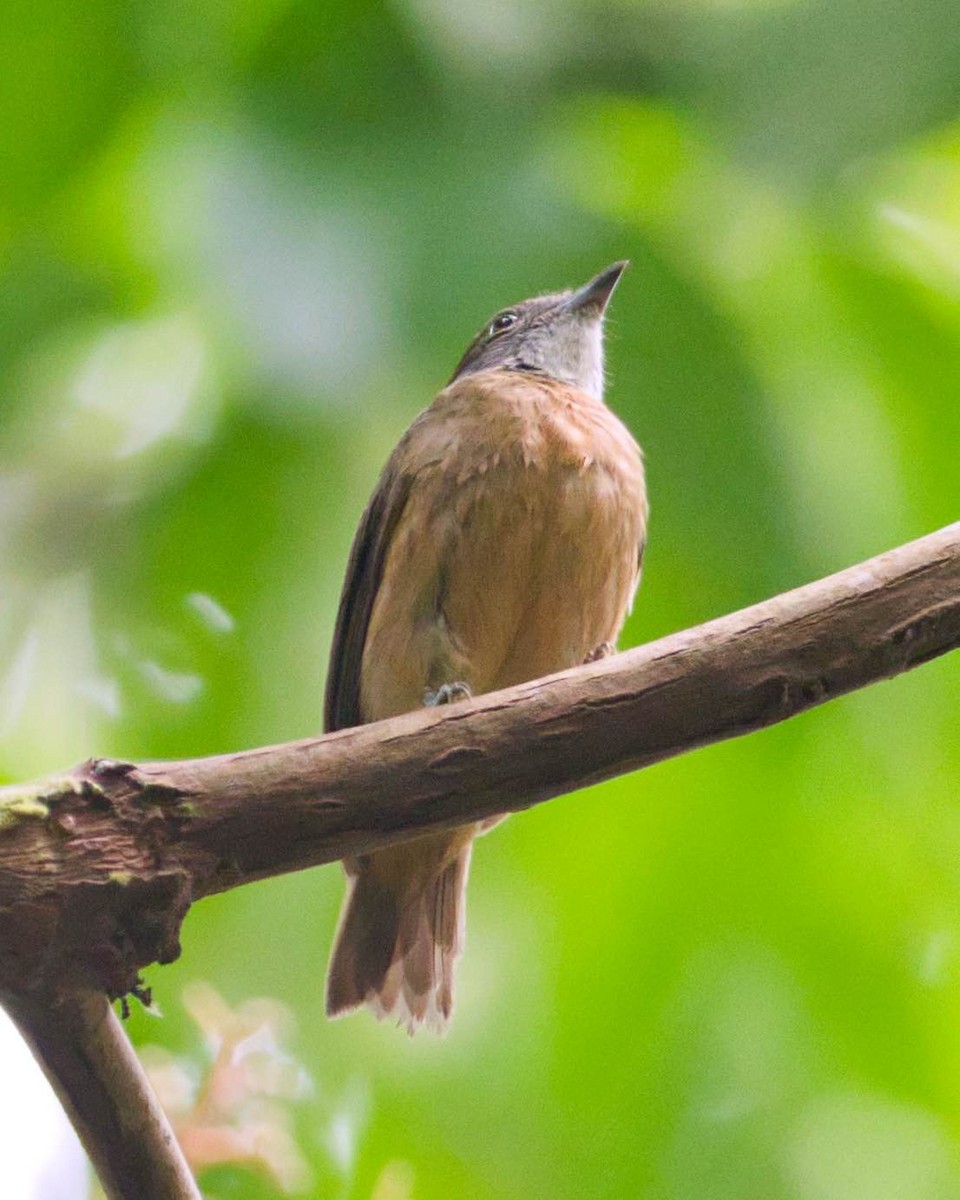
[[140, 983, 314, 1194]]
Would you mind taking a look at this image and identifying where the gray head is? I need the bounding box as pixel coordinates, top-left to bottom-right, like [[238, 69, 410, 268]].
[[448, 261, 628, 401]]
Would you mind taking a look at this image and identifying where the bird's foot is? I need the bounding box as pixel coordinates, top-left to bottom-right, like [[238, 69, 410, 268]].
[[424, 681, 473, 707], [584, 642, 615, 663]]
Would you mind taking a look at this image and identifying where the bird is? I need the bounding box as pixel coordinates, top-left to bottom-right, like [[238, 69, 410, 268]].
[[324, 261, 648, 1032]]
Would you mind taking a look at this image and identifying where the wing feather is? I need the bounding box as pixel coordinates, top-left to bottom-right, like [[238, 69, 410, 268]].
[[324, 465, 413, 732]]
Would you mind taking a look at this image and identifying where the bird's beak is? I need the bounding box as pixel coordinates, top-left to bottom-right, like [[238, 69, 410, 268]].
[[563, 261, 629, 316]]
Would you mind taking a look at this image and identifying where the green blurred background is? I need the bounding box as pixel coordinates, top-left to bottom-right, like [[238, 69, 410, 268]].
[[2, 0, 960, 1196]]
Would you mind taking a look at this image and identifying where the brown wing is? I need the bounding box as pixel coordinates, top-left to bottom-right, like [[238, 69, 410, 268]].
[[324, 464, 413, 732]]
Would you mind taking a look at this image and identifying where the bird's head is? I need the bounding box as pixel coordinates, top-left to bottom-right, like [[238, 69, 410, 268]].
[[449, 261, 627, 401]]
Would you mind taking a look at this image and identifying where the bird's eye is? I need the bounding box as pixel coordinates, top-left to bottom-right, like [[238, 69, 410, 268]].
[[489, 311, 518, 337]]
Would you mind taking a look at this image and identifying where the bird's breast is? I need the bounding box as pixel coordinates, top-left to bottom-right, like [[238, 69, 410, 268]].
[[360, 371, 647, 720]]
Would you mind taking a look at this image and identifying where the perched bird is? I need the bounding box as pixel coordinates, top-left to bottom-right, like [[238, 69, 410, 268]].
[[324, 262, 648, 1031]]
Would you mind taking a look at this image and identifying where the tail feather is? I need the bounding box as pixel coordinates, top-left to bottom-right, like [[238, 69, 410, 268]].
[[326, 840, 473, 1033]]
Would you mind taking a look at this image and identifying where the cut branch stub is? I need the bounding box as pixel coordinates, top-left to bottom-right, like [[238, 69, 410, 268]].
[[0, 759, 195, 1000]]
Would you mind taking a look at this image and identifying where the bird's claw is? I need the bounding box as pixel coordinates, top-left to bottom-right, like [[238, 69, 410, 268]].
[[424, 681, 473, 707], [584, 641, 615, 663]]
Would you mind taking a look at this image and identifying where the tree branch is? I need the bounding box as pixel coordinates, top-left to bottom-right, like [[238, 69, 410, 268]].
[[2, 521, 960, 998], [1, 521, 959, 1197], [2, 988, 199, 1200]]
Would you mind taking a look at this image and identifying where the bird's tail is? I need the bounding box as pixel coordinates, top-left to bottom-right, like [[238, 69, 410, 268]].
[[325, 836, 472, 1033]]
